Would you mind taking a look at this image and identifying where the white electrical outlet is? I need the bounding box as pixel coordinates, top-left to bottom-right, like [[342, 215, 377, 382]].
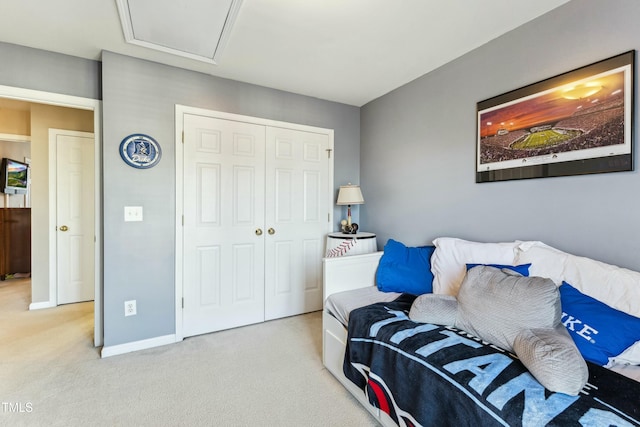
[[124, 300, 137, 316]]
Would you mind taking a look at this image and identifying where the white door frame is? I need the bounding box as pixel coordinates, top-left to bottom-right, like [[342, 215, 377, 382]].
[[0, 84, 103, 347], [174, 104, 334, 342]]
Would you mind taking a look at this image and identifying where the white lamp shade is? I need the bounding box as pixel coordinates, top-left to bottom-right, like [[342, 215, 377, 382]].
[[336, 185, 364, 205]]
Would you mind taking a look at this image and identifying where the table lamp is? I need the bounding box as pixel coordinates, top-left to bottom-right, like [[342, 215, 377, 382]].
[[336, 184, 364, 232]]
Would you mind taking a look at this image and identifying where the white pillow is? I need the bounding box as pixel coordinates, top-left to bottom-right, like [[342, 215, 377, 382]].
[[515, 241, 640, 317], [562, 253, 640, 318], [608, 340, 640, 366], [563, 252, 640, 367], [515, 240, 640, 365], [514, 241, 568, 286], [431, 237, 519, 295]]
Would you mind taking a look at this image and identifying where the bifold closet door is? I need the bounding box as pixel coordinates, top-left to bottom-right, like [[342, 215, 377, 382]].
[[182, 114, 266, 337], [264, 127, 329, 320]]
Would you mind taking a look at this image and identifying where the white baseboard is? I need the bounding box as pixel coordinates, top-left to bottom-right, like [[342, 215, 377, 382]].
[[101, 334, 177, 358], [29, 300, 56, 310]]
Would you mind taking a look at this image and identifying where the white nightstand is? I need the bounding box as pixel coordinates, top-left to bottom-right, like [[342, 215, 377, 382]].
[[325, 232, 377, 258]]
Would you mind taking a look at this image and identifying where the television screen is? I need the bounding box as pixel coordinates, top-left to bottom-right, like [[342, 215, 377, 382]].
[[7, 159, 28, 188], [1, 158, 29, 194]]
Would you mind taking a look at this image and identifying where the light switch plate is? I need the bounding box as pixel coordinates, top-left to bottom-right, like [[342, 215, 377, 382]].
[[124, 206, 143, 222]]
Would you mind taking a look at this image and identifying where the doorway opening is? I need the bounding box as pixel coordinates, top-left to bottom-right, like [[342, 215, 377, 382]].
[[0, 85, 102, 347]]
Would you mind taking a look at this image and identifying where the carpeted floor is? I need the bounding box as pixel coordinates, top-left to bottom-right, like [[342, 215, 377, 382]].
[[0, 279, 377, 426]]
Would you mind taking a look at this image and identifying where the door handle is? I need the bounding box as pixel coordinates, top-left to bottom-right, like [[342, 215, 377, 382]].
[[255, 228, 263, 236], [268, 228, 275, 235], [59, 225, 69, 232]]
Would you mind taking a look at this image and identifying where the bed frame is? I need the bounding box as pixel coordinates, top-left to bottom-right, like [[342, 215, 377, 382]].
[[322, 251, 398, 426], [322, 249, 640, 427]]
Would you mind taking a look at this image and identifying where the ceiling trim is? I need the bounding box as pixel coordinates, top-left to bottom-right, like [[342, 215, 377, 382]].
[[115, 0, 243, 65]]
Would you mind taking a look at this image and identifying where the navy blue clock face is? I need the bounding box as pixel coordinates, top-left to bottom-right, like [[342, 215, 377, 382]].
[[119, 134, 162, 169]]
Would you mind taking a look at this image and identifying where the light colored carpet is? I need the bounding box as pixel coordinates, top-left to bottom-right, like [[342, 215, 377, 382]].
[[0, 279, 377, 426]]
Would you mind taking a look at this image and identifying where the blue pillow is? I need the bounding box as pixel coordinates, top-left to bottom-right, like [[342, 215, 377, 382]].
[[466, 263, 531, 276], [559, 281, 640, 366], [376, 239, 435, 295]]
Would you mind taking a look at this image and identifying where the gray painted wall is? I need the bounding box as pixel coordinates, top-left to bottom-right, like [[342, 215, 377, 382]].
[[361, 0, 640, 271], [102, 51, 360, 346], [0, 42, 101, 100]]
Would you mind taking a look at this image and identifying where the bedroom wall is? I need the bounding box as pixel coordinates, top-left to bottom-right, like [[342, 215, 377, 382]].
[[101, 51, 360, 347], [360, 0, 640, 271], [0, 42, 101, 100]]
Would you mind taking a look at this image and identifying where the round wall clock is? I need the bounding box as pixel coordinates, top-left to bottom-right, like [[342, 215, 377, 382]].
[[119, 134, 162, 169]]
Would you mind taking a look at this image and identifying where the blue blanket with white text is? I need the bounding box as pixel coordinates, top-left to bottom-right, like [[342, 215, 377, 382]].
[[343, 295, 640, 427]]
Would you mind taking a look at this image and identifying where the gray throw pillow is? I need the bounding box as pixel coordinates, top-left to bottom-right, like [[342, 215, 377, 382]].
[[409, 294, 457, 326], [514, 325, 589, 395], [409, 265, 588, 395]]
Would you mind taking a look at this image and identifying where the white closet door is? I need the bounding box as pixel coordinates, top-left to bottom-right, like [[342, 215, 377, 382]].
[[183, 114, 266, 337], [264, 127, 329, 320]]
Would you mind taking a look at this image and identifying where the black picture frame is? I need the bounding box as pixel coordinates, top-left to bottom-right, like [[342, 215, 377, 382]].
[[476, 50, 634, 183]]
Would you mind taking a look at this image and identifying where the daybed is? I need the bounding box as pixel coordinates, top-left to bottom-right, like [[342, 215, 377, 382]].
[[322, 238, 640, 427]]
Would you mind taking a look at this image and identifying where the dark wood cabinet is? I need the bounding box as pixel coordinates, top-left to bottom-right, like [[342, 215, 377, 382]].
[[0, 208, 31, 280]]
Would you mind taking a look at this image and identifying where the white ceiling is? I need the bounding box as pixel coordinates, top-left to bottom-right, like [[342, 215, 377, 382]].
[[0, 0, 570, 106]]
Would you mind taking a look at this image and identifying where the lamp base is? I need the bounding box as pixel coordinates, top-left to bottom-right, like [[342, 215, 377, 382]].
[[340, 222, 359, 234]]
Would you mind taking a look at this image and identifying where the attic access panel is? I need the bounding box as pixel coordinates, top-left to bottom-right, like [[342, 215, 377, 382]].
[[116, 0, 243, 64]]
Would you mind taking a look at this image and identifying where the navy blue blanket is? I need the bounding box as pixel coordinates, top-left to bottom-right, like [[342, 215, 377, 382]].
[[343, 295, 640, 427]]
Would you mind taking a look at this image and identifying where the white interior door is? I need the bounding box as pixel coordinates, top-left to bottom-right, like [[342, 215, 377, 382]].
[[264, 127, 329, 320], [55, 131, 95, 305], [182, 114, 266, 337]]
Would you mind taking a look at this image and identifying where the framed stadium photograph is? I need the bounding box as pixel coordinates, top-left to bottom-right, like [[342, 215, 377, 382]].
[[476, 50, 634, 183]]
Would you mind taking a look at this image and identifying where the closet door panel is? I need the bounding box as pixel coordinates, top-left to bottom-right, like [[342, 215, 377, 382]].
[[264, 127, 329, 320], [183, 114, 266, 337]]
